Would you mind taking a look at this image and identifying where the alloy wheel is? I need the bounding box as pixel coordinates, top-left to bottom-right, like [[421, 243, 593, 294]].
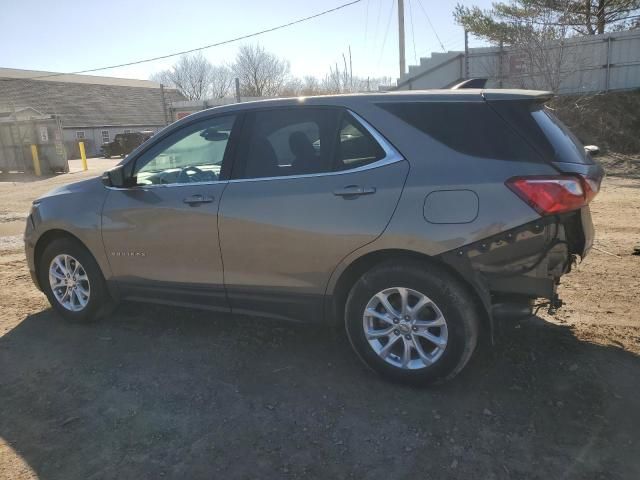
[[362, 287, 448, 370], [48, 254, 91, 312]]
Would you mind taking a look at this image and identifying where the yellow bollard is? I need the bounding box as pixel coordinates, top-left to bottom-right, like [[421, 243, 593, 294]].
[[79, 141, 88, 171], [30, 144, 41, 176]]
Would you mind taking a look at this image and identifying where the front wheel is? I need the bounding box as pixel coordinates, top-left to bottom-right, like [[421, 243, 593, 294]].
[[345, 261, 480, 386], [39, 237, 113, 322]]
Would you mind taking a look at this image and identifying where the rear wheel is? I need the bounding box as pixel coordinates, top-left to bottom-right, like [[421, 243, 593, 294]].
[[39, 237, 112, 323], [345, 261, 480, 385]]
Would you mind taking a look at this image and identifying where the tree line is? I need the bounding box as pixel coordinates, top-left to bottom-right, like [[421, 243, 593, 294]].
[[151, 44, 393, 101]]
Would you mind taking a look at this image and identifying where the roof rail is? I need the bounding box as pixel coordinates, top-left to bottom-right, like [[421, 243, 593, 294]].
[[451, 78, 488, 89]]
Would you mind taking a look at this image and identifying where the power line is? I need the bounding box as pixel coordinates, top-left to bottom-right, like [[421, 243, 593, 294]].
[[9, 0, 363, 81], [378, 0, 396, 67], [415, 0, 447, 52], [364, 0, 370, 43], [408, 0, 418, 64], [372, 0, 384, 51]]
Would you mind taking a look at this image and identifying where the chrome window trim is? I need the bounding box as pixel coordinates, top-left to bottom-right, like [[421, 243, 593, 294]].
[[228, 109, 404, 184], [104, 109, 404, 191], [105, 179, 228, 191]]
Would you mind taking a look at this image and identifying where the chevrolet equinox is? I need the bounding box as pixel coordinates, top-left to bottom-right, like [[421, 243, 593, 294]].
[[25, 90, 603, 385]]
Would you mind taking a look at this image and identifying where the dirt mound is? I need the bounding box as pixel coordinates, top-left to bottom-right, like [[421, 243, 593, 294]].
[[550, 89, 640, 154], [597, 153, 640, 178]]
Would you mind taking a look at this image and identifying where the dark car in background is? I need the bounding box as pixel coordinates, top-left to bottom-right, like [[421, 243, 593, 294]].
[[25, 90, 603, 385], [101, 131, 153, 158]]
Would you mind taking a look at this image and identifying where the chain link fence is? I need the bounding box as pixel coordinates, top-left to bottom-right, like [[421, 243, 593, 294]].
[[0, 70, 181, 176]]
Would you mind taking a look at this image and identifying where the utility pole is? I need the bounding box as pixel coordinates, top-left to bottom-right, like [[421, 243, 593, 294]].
[[498, 40, 504, 88], [234, 78, 241, 103], [349, 45, 353, 90], [398, 0, 406, 78], [160, 84, 169, 125], [464, 29, 469, 79]]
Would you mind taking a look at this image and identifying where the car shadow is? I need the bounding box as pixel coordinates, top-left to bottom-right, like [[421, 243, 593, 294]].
[[1, 304, 639, 479]]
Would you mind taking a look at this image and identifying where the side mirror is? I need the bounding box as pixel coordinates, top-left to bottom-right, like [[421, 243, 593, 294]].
[[584, 145, 600, 157], [102, 165, 128, 188]]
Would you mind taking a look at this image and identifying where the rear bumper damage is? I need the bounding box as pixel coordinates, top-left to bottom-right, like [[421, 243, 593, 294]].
[[440, 206, 594, 319]]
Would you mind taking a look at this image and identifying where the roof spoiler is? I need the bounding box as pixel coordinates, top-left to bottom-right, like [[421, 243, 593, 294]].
[[451, 78, 488, 89], [482, 90, 554, 103]]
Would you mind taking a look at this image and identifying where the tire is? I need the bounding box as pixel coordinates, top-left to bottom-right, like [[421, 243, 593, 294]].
[[344, 260, 480, 386], [39, 237, 113, 323]]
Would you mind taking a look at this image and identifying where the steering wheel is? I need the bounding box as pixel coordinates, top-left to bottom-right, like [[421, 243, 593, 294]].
[[177, 165, 206, 183]]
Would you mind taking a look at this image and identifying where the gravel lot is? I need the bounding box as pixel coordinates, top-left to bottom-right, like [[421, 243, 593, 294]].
[[1, 158, 639, 479]]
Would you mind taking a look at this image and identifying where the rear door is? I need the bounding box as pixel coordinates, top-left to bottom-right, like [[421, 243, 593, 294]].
[[218, 107, 409, 322]]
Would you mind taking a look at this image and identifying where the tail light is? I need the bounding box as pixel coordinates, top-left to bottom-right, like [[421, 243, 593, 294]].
[[506, 175, 599, 215]]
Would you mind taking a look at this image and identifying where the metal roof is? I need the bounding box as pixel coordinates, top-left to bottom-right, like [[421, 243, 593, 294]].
[[0, 69, 184, 128]]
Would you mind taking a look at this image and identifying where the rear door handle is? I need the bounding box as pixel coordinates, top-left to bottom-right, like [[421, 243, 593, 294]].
[[183, 194, 214, 206], [333, 185, 376, 197]]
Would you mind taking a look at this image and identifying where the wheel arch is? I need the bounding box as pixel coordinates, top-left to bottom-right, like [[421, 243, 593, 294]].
[[326, 248, 492, 340], [34, 229, 99, 290]]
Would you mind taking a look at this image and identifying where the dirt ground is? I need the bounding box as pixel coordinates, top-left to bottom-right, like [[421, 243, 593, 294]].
[[0, 157, 639, 479]]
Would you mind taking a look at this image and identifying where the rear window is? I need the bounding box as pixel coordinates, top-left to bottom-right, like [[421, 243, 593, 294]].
[[484, 102, 592, 165], [377, 102, 541, 162], [531, 109, 591, 165]]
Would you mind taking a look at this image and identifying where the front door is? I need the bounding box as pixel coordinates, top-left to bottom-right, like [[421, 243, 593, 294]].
[[218, 107, 409, 322], [101, 114, 238, 311]]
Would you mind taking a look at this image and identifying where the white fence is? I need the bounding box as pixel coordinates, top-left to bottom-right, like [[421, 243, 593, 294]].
[[397, 29, 640, 94]]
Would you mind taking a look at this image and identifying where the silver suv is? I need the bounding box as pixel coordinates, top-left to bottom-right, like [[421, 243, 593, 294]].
[[25, 90, 603, 385]]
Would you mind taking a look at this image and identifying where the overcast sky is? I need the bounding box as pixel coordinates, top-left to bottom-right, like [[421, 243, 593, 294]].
[[0, 0, 492, 82]]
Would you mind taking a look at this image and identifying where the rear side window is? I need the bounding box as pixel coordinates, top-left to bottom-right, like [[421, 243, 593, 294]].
[[377, 102, 540, 162], [240, 108, 334, 179], [334, 114, 385, 171], [236, 108, 388, 180]]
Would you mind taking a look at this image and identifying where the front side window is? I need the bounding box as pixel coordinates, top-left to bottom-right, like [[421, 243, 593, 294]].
[[134, 115, 236, 185], [237, 108, 387, 180]]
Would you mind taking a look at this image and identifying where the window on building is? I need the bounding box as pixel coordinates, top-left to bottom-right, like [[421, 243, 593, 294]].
[[101, 130, 110, 143], [124, 129, 132, 134], [76, 131, 85, 140]]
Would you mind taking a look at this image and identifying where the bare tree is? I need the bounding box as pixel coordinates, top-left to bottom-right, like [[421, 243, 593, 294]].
[[233, 44, 290, 97], [151, 53, 214, 100], [301, 76, 322, 95], [322, 64, 344, 93], [209, 65, 234, 98], [280, 78, 304, 97]]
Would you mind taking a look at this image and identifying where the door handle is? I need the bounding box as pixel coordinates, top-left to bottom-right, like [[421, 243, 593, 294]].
[[183, 194, 214, 206], [333, 185, 376, 197]]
